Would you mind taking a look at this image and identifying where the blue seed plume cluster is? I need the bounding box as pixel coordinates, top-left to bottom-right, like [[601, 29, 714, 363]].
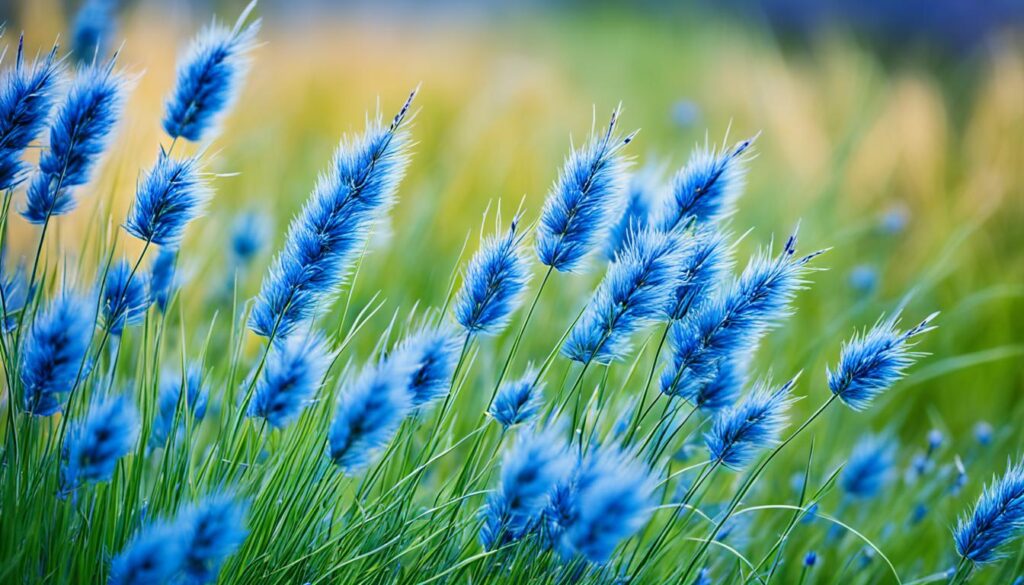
[[5, 6, 1022, 585]]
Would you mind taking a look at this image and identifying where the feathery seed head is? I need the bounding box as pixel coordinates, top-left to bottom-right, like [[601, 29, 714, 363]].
[[489, 369, 544, 429], [71, 0, 117, 61], [479, 426, 571, 549], [1, 263, 29, 332], [162, 5, 259, 142], [149, 247, 178, 312], [693, 356, 747, 413], [21, 58, 127, 223], [0, 38, 61, 191], [454, 215, 531, 336], [230, 209, 271, 266], [21, 293, 94, 416], [329, 351, 415, 473], [180, 493, 250, 583], [955, 458, 1024, 565], [393, 326, 462, 408], [828, 312, 938, 411], [667, 226, 733, 321], [563, 227, 682, 364], [150, 365, 208, 448], [605, 162, 665, 259], [705, 375, 798, 471], [109, 519, 188, 585], [124, 153, 211, 247], [560, 445, 655, 563], [536, 106, 635, 272], [60, 393, 139, 498], [250, 89, 415, 339], [841, 435, 895, 499], [657, 135, 755, 232], [99, 259, 151, 335], [660, 228, 821, 398], [249, 331, 330, 428]]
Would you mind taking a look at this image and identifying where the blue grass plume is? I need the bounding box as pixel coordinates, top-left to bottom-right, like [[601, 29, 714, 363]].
[[149, 247, 178, 313], [250, 89, 415, 339], [657, 135, 755, 231], [489, 369, 543, 429], [954, 458, 1024, 565], [109, 519, 188, 585], [21, 293, 94, 416], [393, 326, 462, 408], [563, 227, 682, 364], [180, 493, 250, 583], [21, 58, 127, 224], [0, 38, 61, 191], [71, 0, 117, 61], [660, 229, 822, 398], [705, 375, 798, 471], [536, 106, 636, 272], [328, 352, 415, 473], [124, 153, 211, 247], [667, 226, 733, 321], [693, 357, 746, 413], [479, 425, 570, 549], [841, 435, 895, 499], [230, 209, 271, 267], [162, 3, 260, 142], [99, 259, 151, 335], [560, 445, 655, 563], [454, 215, 530, 336], [0, 264, 28, 332], [150, 365, 208, 448], [248, 331, 330, 428], [59, 393, 139, 498], [828, 312, 938, 411], [605, 162, 665, 259]]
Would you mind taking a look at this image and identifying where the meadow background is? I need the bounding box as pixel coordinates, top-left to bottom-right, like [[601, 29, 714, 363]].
[[3, 0, 1024, 582]]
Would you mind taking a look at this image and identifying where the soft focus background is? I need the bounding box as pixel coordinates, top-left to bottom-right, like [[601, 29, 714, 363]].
[[5, 0, 1024, 579]]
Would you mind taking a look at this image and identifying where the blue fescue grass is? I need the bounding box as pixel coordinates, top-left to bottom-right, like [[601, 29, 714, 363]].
[[249, 89, 415, 339], [828, 312, 939, 411], [705, 375, 798, 470], [20, 292, 94, 416], [110, 518, 189, 585], [0, 37, 61, 191], [841, 435, 896, 499], [955, 459, 1024, 566], [229, 209, 271, 267], [535, 106, 637, 273], [150, 365, 209, 448], [4, 10, 1024, 585], [149, 246, 178, 312], [162, 2, 260, 143], [479, 425, 570, 549], [21, 57, 127, 224], [394, 326, 462, 408], [605, 161, 666, 259], [489, 368, 544, 429], [71, 0, 118, 62], [660, 229, 823, 399], [99, 258, 151, 335], [59, 393, 139, 498], [558, 445, 656, 563], [248, 331, 330, 428], [123, 153, 212, 247], [563, 226, 682, 364], [657, 135, 755, 231], [454, 214, 531, 337], [329, 351, 415, 473]]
